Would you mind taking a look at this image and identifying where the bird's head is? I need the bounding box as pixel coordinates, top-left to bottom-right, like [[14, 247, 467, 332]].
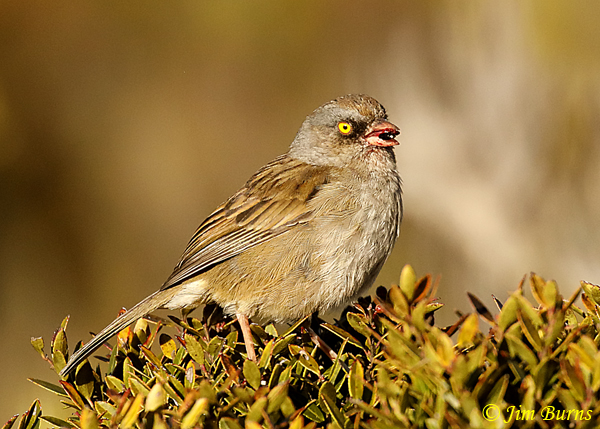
[[289, 94, 400, 168]]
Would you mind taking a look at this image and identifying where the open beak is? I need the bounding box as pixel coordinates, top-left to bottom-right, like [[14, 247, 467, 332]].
[[364, 120, 400, 147]]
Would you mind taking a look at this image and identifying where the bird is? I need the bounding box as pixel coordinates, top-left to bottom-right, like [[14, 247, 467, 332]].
[[60, 94, 402, 376]]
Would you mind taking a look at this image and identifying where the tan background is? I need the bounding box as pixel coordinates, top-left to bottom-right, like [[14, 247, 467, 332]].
[[1, 0, 600, 422]]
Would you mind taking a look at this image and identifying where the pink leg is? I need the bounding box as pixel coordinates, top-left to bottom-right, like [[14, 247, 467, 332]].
[[236, 312, 257, 361], [308, 326, 338, 361]]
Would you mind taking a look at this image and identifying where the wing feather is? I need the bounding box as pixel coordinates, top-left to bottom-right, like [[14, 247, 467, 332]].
[[160, 155, 329, 290]]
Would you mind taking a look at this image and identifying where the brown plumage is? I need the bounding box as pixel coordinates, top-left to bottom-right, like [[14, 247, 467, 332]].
[[60, 94, 402, 376]]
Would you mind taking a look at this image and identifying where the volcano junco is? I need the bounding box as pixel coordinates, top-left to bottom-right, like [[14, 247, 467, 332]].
[[60, 94, 402, 376]]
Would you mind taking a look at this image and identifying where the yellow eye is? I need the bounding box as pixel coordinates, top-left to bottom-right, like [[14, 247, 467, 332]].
[[338, 121, 352, 135]]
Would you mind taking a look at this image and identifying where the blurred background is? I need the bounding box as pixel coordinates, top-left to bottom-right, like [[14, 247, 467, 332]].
[[1, 0, 600, 421]]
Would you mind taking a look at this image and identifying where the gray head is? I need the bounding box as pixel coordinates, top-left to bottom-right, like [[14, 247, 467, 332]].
[[289, 94, 400, 167]]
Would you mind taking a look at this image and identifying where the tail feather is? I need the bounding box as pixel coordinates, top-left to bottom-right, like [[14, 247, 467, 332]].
[[59, 289, 176, 377]]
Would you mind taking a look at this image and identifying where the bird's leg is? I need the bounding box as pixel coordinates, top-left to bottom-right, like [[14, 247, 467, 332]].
[[236, 312, 257, 362], [307, 326, 338, 361], [302, 313, 338, 361]]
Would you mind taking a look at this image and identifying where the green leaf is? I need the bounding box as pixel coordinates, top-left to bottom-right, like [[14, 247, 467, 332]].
[[498, 296, 519, 331], [505, 334, 538, 368], [105, 375, 125, 392], [225, 330, 238, 349], [561, 360, 586, 402], [348, 360, 364, 400], [163, 380, 183, 405], [60, 315, 70, 330], [51, 329, 68, 360], [486, 374, 509, 405], [30, 337, 46, 359], [107, 339, 118, 374], [467, 293, 495, 325], [28, 379, 67, 397], [168, 375, 186, 399], [272, 334, 296, 355], [399, 264, 417, 301], [59, 381, 86, 410], [515, 294, 544, 328], [457, 314, 479, 347], [94, 402, 116, 419], [74, 362, 95, 400], [388, 285, 409, 316], [347, 313, 372, 338], [320, 323, 363, 348], [258, 339, 274, 369], [218, 418, 243, 429], [39, 416, 75, 428], [302, 400, 325, 423], [246, 397, 267, 422], [159, 334, 178, 360], [319, 382, 346, 428], [280, 396, 295, 418], [140, 346, 163, 368], [180, 398, 208, 429], [516, 310, 542, 352], [184, 333, 205, 365], [281, 315, 310, 337], [266, 381, 290, 414], [265, 324, 278, 337], [2, 415, 17, 429], [120, 394, 143, 429], [122, 358, 133, 389], [243, 360, 261, 390], [51, 350, 66, 375], [146, 383, 167, 412], [296, 350, 320, 376], [17, 399, 41, 429], [79, 408, 98, 429]]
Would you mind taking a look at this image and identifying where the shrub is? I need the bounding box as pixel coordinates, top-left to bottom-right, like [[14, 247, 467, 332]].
[[6, 266, 600, 428]]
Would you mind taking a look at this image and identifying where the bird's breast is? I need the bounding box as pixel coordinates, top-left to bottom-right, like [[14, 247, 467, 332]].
[[307, 167, 402, 311], [191, 166, 402, 323]]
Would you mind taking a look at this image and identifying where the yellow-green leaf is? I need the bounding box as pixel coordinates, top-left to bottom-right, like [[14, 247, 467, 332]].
[[581, 281, 600, 305], [505, 334, 538, 368], [266, 381, 290, 414], [218, 418, 242, 429], [105, 375, 125, 392], [79, 408, 98, 429], [30, 337, 45, 359], [319, 382, 346, 428], [121, 395, 144, 429], [399, 264, 416, 302], [388, 285, 409, 316], [184, 333, 205, 365], [17, 399, 42, 429], [498, 296, 519, 331], [348, 360, 364, 400], [457, 314, 479, 347], [146, 383, 166, 412], [258, 339, 274, 369], [59, 381, 86, 410], [28, 378, 67, 397], [159, 334, 178, 360], [347, 313, 372, 338], [243, 360, 261, 390], [246, 397, 267, 423]]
